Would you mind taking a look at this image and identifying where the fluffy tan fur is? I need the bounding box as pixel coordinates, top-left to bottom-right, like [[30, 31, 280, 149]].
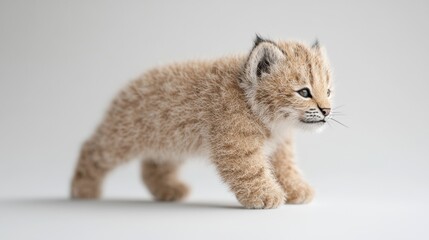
[[71, 36, 332, 209]]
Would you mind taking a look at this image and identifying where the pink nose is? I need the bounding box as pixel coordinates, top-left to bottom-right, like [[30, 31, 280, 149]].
[[320, 108, 331, 116]]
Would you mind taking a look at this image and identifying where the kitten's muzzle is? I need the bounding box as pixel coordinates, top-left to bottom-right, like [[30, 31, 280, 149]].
[[300, 119, 326, 124]]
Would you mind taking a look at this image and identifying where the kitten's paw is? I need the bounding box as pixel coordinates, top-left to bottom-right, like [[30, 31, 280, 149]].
[[285, 181, 314, 204], [152, 182, 190, 202], [71, 178, 101, 199], [237, 185, 285, 209]]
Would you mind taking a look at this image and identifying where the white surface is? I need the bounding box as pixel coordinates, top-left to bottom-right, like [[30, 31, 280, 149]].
[[1, 197, 427, 240], [1, 0, 429, 239]]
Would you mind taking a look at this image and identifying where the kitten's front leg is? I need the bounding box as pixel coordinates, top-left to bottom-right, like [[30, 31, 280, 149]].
[[210, 127, 285, 209], [271, 139, 314, 204]]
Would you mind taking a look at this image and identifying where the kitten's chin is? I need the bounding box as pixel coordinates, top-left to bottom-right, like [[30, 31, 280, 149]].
[[296, 120, 327, 132]]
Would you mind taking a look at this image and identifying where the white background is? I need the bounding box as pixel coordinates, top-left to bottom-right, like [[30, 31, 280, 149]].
[[1, 0, 428, 239]]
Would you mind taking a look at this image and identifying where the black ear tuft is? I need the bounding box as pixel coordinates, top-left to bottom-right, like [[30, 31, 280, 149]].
[[254, 34, 266, 47], [312, 39, 320, 49]]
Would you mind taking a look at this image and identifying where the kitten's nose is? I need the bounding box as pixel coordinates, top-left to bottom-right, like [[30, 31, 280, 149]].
[[320, 108, 331, 117]]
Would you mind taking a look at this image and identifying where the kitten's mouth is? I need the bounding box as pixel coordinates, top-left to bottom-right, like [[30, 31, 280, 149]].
[[300, 119, 326, 124]]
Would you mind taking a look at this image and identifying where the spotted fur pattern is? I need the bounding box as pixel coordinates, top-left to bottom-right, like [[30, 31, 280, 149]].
[[71, 36, 333, 209]]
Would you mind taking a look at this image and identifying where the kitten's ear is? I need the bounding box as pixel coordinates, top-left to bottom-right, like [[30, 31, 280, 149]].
[[311, 39, 320, 50], [311, 39, 326, 56], [244, 35, 286, 84]]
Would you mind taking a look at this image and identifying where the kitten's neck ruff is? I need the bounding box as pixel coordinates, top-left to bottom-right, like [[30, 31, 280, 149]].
[[269, 118, 293, 141], [262, 119, 293, 159]]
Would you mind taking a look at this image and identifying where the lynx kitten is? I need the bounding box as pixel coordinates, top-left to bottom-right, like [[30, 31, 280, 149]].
[[71, 36, 333, 209]]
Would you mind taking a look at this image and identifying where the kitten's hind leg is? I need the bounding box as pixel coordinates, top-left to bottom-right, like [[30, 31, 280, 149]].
[[141, 160, 189, 201], [71, 140, 109, 199], [71, 138, 135, 199]]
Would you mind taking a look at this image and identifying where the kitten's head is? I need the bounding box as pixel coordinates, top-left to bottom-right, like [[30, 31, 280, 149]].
[[240, 35, 333, 131]]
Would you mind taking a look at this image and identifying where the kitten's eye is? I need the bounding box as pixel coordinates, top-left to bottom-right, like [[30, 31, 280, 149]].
[[297, 88, 312, 98], [327, 89, 331, 97]]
